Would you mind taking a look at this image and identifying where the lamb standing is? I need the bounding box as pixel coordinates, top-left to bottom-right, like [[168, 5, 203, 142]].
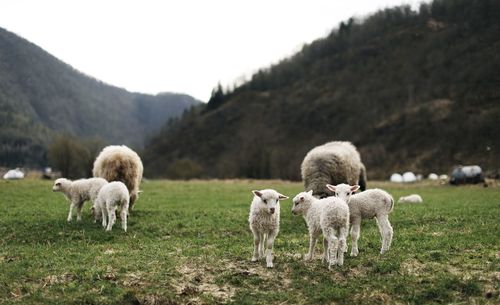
[[52, 178, 108, 222], [301, 141, 367, 198], [249, 189, 288, 268], [93, 181, 130, 232], [291, 190, 350, 267], [327, 183, 394, 256], [92, 145, 143, 211]]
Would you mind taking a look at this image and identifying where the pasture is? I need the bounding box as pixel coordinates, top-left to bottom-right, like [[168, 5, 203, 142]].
[[0, 179, 498, 304]]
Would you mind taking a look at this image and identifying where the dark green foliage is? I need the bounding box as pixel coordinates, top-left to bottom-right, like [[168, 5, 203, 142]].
[[0, 28, 201, 168], [144, 0, 500, 179]]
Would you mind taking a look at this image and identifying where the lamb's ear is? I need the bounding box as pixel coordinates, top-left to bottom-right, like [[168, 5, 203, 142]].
[[252, 190, 263, 198], [326, 184, 336, 192], [278, 193, 289, 200], [350, 185, 360, 192], [307, 190, 314, 196]]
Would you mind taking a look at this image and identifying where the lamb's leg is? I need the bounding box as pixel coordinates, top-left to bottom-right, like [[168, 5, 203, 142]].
[[67, 201, 77, 222], [337, 226, 348, 266], [251, 230, 260, 262], [76, 201, 85, 222], [323, 227, 338, 270], [322, 237, 329, 264], [101, 207, 107, 228], [120, 206, 128, 232], [259, 233, 265, 259], [265, 230, 277, 268], [350, 218, 361, 257], [376, 214, 393, 254], [305, 231, 319, 261], [106, 207, 116, 231]]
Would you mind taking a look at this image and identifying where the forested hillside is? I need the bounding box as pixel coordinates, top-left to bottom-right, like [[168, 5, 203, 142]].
[[0, 27, 200, 167], [143, 0, 500, 180]]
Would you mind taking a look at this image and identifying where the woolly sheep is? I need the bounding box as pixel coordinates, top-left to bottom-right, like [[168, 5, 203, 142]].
[[93, 181, 130, 232], [327, 183, 394, 256], [301, 141, 366, 198], [92, 145, 143, 211], [249, 189, 288, 268], [291, 190, 350, 267], [52, 177, 108, 222], [398, 194, 423, 203]]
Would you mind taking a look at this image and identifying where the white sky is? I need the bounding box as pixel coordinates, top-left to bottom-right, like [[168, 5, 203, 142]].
[[0, 0, 425, 102]]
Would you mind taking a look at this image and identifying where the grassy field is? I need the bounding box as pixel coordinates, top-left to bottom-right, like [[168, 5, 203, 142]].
[[0, 179, 498, 304]]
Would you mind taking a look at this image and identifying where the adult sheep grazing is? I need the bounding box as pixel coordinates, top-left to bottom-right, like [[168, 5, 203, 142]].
[[93, 145, 143, 211], [301, 141, 366, 198]]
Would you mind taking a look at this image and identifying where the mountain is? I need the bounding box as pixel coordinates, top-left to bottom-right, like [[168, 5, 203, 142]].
[[0, 27, 201, 167], [143, 0, 500, 180]]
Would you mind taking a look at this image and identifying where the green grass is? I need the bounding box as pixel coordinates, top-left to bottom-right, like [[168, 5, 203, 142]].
[[0, 179, 499, 304]]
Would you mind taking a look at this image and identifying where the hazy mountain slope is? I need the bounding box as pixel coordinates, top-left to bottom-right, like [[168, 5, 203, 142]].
[[143, 0, 500, 180], [0, 27, 200, 166]]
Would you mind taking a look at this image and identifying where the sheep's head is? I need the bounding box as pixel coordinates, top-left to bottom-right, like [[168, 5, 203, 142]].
[[52, 178, 70, 192], [326, 183, 359, 202], [252, 189, 288, 215], [291, 190, 314, 215]]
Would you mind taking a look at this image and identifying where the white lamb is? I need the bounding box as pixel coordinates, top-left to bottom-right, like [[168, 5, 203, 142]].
[[327, 183, 394, 256], [398, 194, 423, 203], [291, 190, 350, 268], [93, 181, 130, 232], [248, 189, 288, 268], [52, 178, 108, 222]]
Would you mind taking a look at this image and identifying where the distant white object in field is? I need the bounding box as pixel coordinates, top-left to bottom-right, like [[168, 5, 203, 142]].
[[249, 189, 288, 268], [439, 174, 449, 181], [398, 194, 423, 203], [416, 174, 423, 181], [428, 173, 438, 180], [402, 172, 417, 183], [3, 168, 24, 180], [390, 173, 403, 183]]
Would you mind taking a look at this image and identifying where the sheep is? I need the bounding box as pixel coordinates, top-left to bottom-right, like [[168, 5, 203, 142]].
[[52, 177, 108, 222], [92, 145, 143, 211], [249, 189, 288, 268], [301, 141, 366, 198], [398, 194, 423, 203], [326, 183, 393, 256], [291, 190, 350, 268], [93, 181, 130, 232]]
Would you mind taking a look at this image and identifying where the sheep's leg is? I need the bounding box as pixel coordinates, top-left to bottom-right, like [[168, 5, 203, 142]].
[[322, 237, 329, 264], [76, 201, 85, 222], [376, 214, 393, 254], [305, 231, 319, 261], [259, 232, 265, 258], [120, 206, 128, 232], [106, 206, 116, 231], [67, 201, 77, 222], [101, 207, 107, 228], [251, 230, 260, 262], [265, 230, 277, 268], [337, 226, 348, 266], [350, 218, 361, 257], [323, 227, 338, 270]]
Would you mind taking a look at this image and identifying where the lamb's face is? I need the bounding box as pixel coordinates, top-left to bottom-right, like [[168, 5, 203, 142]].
[[52, 178, 67, 192], [326, 183, 359, 202], [291, 190, 313, 215], [252, 189, 288, 215]]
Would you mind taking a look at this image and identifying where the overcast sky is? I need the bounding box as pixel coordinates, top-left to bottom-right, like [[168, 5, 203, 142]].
[[1, 0, 425, 102]]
